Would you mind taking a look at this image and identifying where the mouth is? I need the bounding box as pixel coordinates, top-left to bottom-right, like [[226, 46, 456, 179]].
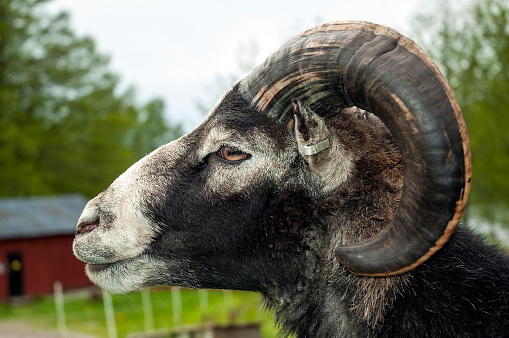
[[85, 257, 138, 276], [86, 262, 117, 273]]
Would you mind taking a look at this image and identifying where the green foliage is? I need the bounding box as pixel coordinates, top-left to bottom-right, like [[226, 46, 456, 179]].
[[411, 0, 509, 230], [0, 0, 183, 198]]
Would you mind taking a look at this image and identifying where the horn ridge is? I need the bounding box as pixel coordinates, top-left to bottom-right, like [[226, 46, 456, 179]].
[[239, 21, 471, 276]]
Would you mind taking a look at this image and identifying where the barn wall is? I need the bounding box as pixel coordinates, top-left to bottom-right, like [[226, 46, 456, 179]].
[[0, 235, 90, 301]]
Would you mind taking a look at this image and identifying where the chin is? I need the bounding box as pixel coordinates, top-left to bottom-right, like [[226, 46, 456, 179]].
[[85, 257, 152, 294]]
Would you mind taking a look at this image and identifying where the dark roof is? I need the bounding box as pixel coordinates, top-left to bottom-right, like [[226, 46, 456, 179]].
[[0, 194, 88, 240]]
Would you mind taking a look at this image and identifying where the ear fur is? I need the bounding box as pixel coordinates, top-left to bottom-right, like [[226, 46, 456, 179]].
[[291, 98, 354, 196], [292, 99, 332, 166]]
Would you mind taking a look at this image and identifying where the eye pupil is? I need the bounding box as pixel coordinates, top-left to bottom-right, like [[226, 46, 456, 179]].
[[217, 147, 249, 162]]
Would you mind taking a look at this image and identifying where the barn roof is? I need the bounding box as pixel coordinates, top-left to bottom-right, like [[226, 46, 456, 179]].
[[0, 194, 88, 240]]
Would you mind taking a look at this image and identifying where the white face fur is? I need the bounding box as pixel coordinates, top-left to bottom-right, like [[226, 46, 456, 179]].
[[73, 97, 354, 294], [72, 144, 174, 293]]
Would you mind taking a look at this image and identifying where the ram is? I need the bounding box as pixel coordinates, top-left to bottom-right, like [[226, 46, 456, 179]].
[[73, 21, 509, 337]]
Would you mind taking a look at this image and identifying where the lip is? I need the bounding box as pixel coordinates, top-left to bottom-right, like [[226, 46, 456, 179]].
[[87, 262, 117, 273]]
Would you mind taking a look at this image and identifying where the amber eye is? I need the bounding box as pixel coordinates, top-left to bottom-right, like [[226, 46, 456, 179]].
[[216, 147, 250, 162]]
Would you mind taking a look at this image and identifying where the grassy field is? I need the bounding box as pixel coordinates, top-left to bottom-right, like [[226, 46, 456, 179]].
[[0, 287, 280, 337]]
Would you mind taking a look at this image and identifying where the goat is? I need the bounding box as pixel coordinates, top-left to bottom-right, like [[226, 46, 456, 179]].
[[73, 21, 509, 337]]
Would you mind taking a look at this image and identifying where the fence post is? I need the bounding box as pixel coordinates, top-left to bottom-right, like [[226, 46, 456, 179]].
[[223, 290, 234, 309], [53, 281, 67, 338], [102, 290, 118, 338], [198, 289, 209, 321], [141, 289, 155, 332], [171, 287, 183, 326]]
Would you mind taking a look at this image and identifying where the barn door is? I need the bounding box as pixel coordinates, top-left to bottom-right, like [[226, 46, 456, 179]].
[[8, 253, 23, 297]]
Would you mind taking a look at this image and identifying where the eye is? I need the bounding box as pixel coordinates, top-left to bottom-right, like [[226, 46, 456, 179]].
[[216, 146, 251, 163]]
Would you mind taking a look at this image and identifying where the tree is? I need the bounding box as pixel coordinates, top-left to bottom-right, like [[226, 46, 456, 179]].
[[0, 0, 182, 197], [410, 0, 509, 232]]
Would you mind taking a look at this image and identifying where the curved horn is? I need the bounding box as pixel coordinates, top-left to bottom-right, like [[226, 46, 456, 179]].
[[238, 21, 471, 276]]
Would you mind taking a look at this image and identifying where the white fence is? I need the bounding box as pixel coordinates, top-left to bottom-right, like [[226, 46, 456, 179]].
[[52, 283, 250, 338]]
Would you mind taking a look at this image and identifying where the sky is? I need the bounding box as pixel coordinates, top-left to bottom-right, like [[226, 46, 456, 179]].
[[45, 0, 424, 132]]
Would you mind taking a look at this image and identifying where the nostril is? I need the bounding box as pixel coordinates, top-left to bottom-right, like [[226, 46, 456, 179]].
[[76, 221, 99, 235]]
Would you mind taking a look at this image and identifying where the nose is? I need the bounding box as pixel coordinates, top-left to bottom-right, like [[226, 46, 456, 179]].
[[76, 220, 99, 235], [76, 217, 100, 235], [75, 193, 106, 236]]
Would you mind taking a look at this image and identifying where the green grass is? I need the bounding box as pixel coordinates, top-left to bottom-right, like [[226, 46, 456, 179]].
[[0, 288, 280, 337]]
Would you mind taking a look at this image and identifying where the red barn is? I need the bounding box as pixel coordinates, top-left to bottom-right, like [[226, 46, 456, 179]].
[[0, 194, 91, 301]]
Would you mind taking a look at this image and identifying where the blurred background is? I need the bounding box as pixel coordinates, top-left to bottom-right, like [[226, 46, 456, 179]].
[[0, 0, 507, 337]]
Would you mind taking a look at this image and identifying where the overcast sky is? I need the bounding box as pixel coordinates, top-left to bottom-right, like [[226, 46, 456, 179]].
[[46, 0, 424, 131]]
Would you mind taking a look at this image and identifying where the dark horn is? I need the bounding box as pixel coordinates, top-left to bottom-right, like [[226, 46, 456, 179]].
[[238, 21, 471, 276]]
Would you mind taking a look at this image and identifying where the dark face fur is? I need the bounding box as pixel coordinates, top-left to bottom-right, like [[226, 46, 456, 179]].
[[73, 90, 337, 293]]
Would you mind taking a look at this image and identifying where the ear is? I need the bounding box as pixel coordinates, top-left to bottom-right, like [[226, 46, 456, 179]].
[[291, 98, 353, 195], [292, 98, 331, 165]]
